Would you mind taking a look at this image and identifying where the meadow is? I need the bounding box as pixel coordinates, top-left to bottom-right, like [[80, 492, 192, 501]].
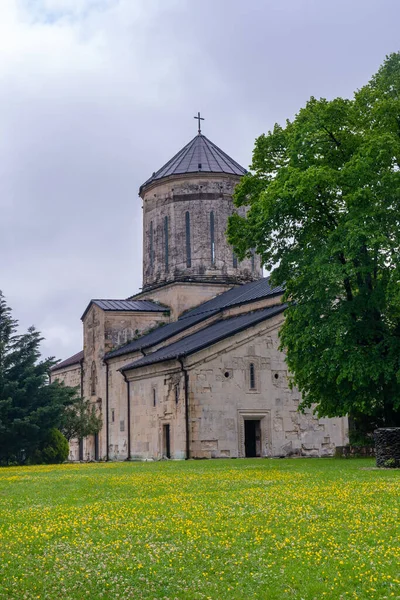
[[0, 458, 398, 600]]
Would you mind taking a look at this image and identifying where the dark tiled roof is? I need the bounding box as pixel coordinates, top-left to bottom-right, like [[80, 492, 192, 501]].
[[106, 278, 284, 360], [105, 310, 218, 360], [121, 305, 286, 372], [179, 278, 284, 320], [140, 134, 247, 192], [51, 350, 84, 372], [81, 299, 168, 321]]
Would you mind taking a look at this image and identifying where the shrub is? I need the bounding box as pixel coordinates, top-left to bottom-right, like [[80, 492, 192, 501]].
[[33, 429, 69, 464]]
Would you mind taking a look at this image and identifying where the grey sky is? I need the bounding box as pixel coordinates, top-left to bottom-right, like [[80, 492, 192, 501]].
[[1, 0, 399, 361]]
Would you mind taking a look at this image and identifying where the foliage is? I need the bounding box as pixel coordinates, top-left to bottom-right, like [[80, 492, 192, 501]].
[[0, 459, 399, 599], [228, 53, 400, 426], [60, 395, 102, 442], [0, 291, 79, 464], [31, 428, 69, 464]]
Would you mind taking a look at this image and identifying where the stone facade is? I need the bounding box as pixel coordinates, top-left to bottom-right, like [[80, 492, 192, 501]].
[[141, 174, 262, 290], [133, 281, 234, 321], [124, 312, 346, 460]]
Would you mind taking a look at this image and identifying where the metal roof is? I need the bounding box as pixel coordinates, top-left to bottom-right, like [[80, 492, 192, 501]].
[[81, 299, 168, 321], [106, 278, 284, 360], [121, 305, 286, 372], [179, 278, 285, 320], [140, 134, 247, 193], [105, 310, 218, 360], [51, 350, 84, 372]]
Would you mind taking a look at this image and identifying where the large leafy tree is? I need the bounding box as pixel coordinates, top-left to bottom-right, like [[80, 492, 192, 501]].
[[0, 291, 96, 464], [228, 53, 400, 427]]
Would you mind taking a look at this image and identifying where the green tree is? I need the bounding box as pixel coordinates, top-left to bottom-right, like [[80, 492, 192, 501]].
[[32, 428, 70, 464], [228, 53, 400, 427], [60, 395, 102, 443], [0, 291, 78, 464]]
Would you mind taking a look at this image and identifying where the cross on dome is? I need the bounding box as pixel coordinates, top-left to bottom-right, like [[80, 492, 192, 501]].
[[194, 111, 204, 134]]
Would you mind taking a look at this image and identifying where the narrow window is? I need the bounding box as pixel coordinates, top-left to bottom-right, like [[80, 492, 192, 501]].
[[185, 211, 191, 267], [251, 249, 255, 273], [249, 363, 256, 390], [153, 388, 156, 407], [210, 211, 215, 265], [120, 420, 125, 432], [233, 251, 238, 268], [164, 215, 169, 272], [149, 221, 154, 269], [90, 361, 97, 396], [111, 409, 115, 423], [175, 386, 179, 404]]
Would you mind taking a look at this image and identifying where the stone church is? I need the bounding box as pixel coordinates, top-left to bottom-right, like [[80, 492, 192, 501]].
[[50, 124, 348, 461]]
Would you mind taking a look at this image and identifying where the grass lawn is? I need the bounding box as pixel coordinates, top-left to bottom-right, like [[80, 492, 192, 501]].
[[0, 459, 398, 599]]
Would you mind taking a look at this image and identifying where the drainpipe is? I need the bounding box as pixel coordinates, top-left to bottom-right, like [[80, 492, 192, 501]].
[[79, 356, 84, 461], [178, 357, 190, 460], [105, 361, 109, 461], [122, 373, 131, 460]]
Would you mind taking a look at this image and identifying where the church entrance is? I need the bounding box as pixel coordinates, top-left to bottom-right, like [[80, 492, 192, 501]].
[[163, 424, 171, 459], [244, 419, 261, 457]]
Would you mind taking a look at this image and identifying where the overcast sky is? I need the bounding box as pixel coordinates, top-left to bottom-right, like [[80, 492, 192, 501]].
[[1, 0, 399, 361]]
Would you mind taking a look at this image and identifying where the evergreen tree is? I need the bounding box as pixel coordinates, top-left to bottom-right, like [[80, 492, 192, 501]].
[[0, 291, 77, 464], [228, 53, 400, 428]]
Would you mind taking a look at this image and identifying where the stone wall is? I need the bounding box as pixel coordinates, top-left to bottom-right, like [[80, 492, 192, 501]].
[[134, 281, 234, 320], [71, 304, 170, 461], [141, 173, 262, 290], [50, 362, 82, 461], [124, 313, 348, 459]]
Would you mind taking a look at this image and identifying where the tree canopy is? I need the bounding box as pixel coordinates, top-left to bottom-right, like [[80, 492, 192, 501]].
[[0, 291, 101, 464], [228, 53, 400, 427]]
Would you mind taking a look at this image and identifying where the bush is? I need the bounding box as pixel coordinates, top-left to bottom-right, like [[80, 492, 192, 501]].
[[33, 429, 69, 464]]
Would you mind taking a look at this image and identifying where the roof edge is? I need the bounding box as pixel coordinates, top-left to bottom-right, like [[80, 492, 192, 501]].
[[121, 305, 286, 374], [139, 170, 242, 196], [50, 350, 84, 372]]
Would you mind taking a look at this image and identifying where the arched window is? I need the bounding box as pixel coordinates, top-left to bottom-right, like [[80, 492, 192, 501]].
[[185, 211, 191, 267], [210, 211, 215, 265], [249, 363, 256, 390], [164, 215, 169, 272], [90, 361, 97, 396], [149, 221, 154, 270]]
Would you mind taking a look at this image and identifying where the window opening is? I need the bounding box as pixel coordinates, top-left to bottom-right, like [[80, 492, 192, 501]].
[[153, 388, 156, 407], [120, 420, 125, 432], [210, 211, 215, 265], [249, 363, 256, 390], [175, 386, 179, 404], [90, 361, 97, 396], [233, 251, 238, 268], [149, 221, 154, 270], [251, 249, 255, 272], [111, 409, 115, 423], [164, 215, 169, 272], [185, 211, 191, 267]]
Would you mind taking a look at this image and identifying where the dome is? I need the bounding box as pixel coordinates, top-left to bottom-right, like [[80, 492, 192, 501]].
[[139, 134, 247, 194]]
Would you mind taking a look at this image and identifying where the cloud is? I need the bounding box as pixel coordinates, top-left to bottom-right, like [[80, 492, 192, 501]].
[[1, 0, 399, 360]]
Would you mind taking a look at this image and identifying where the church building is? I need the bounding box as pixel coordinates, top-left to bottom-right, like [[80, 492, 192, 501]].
[[50, 120, 348, 461]]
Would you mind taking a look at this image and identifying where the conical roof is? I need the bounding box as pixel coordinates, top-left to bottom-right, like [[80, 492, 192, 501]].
[[140, 134, 247, 193]]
